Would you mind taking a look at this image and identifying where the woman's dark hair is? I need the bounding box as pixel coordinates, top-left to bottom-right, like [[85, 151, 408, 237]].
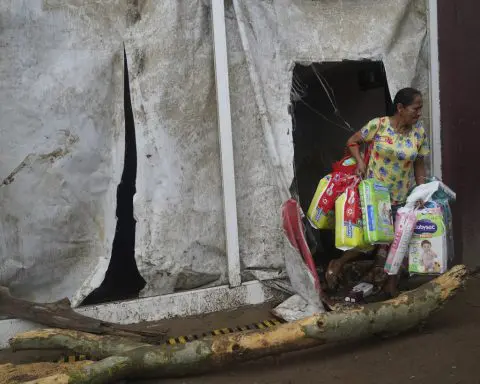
[[390, 87, 422, 116]]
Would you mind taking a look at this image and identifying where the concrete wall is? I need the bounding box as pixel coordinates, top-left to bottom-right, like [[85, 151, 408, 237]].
[[438, 0, 480, 268]]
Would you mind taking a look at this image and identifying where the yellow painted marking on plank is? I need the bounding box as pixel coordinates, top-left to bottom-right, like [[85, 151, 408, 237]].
[[58, 354, 89, 363], [162, 318, 287, 346], [177, 336, 187, 344], [263, 320, 274, 327]]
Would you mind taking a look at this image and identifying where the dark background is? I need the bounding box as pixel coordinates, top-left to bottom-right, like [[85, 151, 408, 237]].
[[438, 0, 480, 269]]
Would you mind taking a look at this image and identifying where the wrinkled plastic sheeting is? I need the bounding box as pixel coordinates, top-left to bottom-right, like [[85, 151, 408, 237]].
[[232, 0, 430, 172], [127, 0, 429, 298], [124, 1, 289, 298], [277, 244, 325, 319], [0, 0, 126, 306]]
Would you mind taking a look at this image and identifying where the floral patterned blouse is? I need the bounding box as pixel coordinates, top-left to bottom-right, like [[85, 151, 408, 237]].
[[360, 116, 430, 204]]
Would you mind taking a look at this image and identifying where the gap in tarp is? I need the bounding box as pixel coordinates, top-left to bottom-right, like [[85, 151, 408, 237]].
[[81, 50, 146, 306]]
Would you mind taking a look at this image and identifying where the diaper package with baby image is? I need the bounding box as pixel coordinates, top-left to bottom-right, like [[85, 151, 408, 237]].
[[408, 202, 448, 275], [384, 181, 445, 275], [335, 185, 373, 252], [359, 179, 394, 244]]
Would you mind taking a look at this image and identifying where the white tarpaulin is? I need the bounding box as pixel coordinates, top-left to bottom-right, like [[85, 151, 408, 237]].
[[0, 0, 127, 306], [0, 0, 429, 306]]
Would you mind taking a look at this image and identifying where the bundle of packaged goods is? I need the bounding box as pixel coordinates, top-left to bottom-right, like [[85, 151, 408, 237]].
[[308, 169, 395, 252], [409, 180, 455, 275], [384, 180, 456, 275], [305, 144, 456, 276], [307, 156, 362, 231]]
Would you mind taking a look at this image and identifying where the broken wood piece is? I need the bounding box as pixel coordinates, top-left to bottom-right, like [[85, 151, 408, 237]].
[[0, 287, 167, 344], [0, 361, 93, 384], [7, 265, 467, 383]]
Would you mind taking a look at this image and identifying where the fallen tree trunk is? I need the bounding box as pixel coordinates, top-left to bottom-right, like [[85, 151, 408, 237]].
[[0, 287, 167, 344], [7, 265, 467, 384], [0, 361, 93, 384]]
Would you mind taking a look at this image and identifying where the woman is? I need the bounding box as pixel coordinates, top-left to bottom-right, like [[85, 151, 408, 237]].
[[326, 87, 430, 297]]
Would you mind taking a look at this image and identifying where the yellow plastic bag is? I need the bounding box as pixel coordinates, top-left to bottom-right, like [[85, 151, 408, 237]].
[[335, 188, 373, 251], [307, 174, 335, 230]]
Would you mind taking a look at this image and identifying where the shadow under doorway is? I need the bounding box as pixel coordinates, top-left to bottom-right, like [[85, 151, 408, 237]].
[[289, 60, 393, 268]]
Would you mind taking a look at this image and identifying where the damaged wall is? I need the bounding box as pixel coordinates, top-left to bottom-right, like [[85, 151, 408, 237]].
[[232, 0, 431, 195], [0, 0, 430, 305], [0, 0, 127, 306]]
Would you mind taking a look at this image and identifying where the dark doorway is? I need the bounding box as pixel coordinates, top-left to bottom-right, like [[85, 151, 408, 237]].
[[290, 60, 392, 265], [82, 50, 146, 305]]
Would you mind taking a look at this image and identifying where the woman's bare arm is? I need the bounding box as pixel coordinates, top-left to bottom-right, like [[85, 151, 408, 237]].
[[414, 157, 426, 185], [347, 131, 366, 175]]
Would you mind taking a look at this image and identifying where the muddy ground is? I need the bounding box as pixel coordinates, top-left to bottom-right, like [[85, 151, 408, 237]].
[[148, 276, 480, 384], [1, 276, 479, 384]]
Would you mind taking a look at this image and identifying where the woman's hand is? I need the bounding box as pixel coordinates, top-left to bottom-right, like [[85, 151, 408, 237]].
[[356, 160, 367, 178], [415, 200, 425, 209]]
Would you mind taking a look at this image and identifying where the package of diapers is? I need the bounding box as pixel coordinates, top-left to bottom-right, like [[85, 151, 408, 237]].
[[384, 209, 417, 275], [359, 179, 394, 244], [307, 172, 352, 230], [384, 181, 443, 275], [408, 202, 447, 275], [307, 174, 335, 229], [335, 186, 372, 252]]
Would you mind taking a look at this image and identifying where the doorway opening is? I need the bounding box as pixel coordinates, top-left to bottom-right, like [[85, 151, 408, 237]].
[[290, 60, 393, 265], [82, 50, 146, 305]]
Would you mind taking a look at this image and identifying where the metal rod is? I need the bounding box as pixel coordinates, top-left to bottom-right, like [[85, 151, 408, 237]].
[[428, 0, 442, 178], [211, 0, 241, 287]]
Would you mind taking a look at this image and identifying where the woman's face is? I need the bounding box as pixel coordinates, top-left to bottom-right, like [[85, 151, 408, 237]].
[[399, 95, 423, 125]]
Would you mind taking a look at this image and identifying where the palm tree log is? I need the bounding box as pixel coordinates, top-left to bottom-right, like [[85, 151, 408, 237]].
[[6, 265, 467, 384]]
